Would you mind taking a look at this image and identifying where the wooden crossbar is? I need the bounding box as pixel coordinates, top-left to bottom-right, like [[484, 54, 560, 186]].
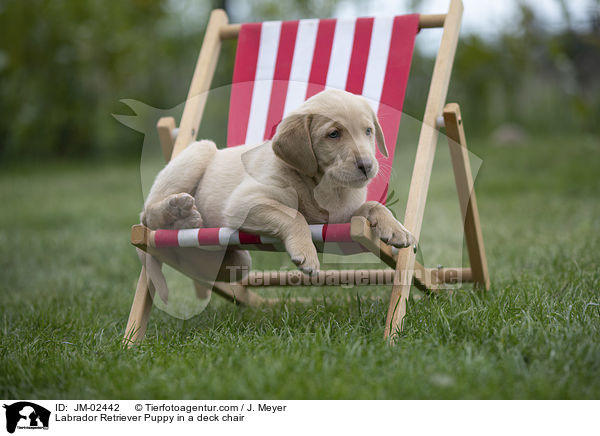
[[218, 14, 446, 40], [242, 268, 471, 288]]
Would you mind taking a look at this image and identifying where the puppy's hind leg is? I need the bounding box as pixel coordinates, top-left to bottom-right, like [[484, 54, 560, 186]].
[[142, 140, 217, 229]]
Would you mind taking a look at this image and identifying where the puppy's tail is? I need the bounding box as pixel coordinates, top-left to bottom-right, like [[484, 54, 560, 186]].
[[137, 248, 169, 304]]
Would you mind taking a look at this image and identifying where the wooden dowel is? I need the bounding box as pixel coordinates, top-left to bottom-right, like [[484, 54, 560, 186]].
[[241, 267, 470, 287], [244, 269, 396, 287], [219, 24, 240, 40], [432, 267, 472, 284], [418, 14, 446, 29], [131, 224, 150, 248], [219, 14, 446, 40]]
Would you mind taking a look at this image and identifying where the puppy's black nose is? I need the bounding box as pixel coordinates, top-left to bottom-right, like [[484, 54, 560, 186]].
[[356, 158, 373, 177]]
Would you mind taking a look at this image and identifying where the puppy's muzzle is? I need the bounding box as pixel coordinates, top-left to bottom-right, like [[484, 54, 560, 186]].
[[355, 157, 374, 179]]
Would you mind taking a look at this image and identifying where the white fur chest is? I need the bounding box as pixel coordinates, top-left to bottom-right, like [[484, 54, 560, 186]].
[[312, 183, 367, 224]]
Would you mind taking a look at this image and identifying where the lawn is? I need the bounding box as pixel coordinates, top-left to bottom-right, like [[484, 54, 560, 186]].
[[1, 132, 599, 399]]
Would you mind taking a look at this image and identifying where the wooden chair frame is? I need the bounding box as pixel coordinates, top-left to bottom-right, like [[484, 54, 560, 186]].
[[123, 0, 489, 346]]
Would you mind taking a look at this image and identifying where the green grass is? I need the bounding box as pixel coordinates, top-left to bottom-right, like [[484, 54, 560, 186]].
[[1, 133, 599, 399]]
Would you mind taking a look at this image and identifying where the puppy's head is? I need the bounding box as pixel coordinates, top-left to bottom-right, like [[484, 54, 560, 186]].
[[272, 89, 388, 188]]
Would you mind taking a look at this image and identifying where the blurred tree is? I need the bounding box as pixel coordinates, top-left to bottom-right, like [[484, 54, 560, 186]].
[[0, 0, 216, 160]]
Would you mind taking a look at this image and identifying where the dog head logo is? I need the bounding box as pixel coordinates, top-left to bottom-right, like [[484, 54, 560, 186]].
[[3, 402, 50, 433]]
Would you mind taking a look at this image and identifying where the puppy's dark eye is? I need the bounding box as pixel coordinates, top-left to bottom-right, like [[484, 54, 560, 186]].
[[366, 127, 373, 136], [328, 130, 340, 139]]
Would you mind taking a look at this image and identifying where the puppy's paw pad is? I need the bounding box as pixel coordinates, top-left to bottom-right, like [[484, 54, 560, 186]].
[[173, 210, 203, 229], [167, 193, 196, 219], [187, 211, 204, 228]]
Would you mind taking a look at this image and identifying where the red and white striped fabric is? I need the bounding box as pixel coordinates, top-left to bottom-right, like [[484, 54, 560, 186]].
[[151, 223, 398, 256], [227, 14, 419, 204]]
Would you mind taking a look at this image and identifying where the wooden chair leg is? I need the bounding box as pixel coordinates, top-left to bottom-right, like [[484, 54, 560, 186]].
[[385, 253, 414, 340], [443, 103, 490, 290], [384, 0, 463, 341], [123, 267, 154, 347]]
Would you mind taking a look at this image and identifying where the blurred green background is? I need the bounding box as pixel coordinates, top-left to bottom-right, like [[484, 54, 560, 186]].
[[0, 0, 598, 161]]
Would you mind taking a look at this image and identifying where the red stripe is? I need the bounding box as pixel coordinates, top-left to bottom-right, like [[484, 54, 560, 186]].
[[367, 14, 419, 204], [238, 232, 262, 244], [345, 17, 374, 95], [305, 19, 336, 99], [197, 227, 220, 245], [263, 21, 299, 140], [322, 223, 353, 242], [154, 229, 179, 247], [379, 15, 418, 111], [227, 22, 262, 146]]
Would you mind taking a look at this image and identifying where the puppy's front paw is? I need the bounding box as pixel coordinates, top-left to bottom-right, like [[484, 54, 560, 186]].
[[368, 208, 415, 248], [286, 240, 320, 276]]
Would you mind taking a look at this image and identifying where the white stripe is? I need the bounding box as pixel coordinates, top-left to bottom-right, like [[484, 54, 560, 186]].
[[245, 21, 282, 145], [260, 235, 279, 244], [309, 224, 324, 242], [325, 18, 356, 91], [228, 231, 240, 245], [361, 16, 394, 113], [283, 19, 319, 116], [177, 229, 199, 247], [218, 228, 237, 245]]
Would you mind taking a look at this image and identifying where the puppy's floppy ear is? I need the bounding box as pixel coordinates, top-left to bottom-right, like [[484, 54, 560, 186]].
[[272, 113, 318, 177], [372, 112, 389, 157]]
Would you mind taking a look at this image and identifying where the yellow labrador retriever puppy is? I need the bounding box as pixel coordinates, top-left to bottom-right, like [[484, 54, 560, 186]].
[[142, 89, 414, 276]]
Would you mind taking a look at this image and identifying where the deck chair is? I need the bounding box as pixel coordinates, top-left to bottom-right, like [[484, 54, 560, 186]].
[[124, 0, 489, 346]]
